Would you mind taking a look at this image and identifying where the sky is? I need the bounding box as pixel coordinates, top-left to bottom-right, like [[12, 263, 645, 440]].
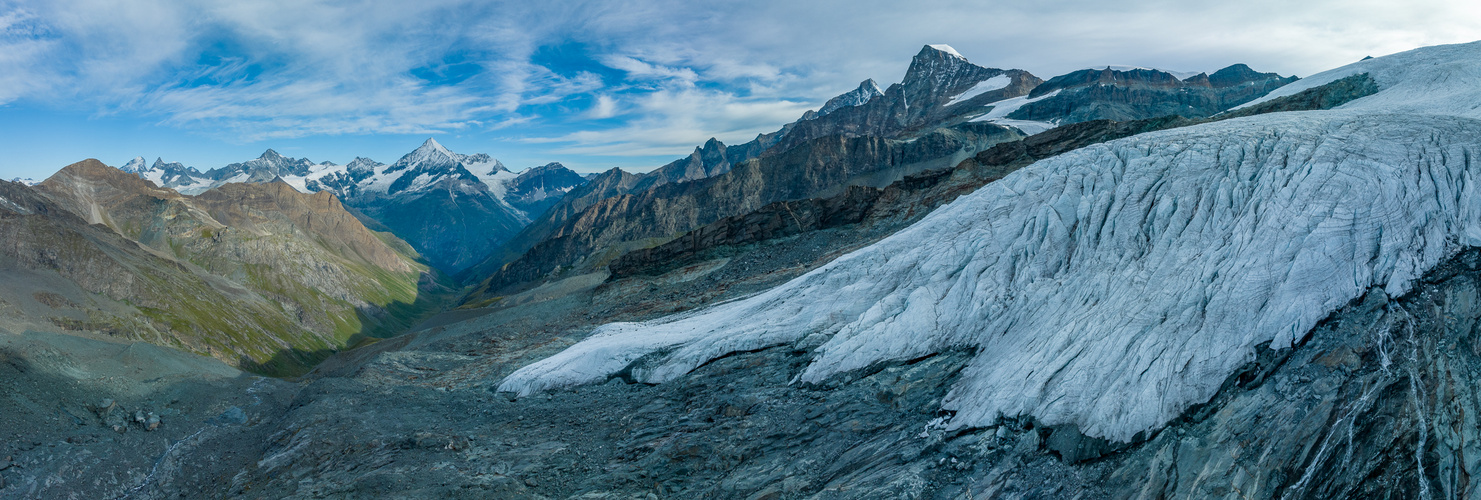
[[2, 0, 1480, 180]]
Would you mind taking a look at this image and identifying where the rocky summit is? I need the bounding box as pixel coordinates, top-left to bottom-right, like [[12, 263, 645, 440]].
[[4, 28, 1481, 500]]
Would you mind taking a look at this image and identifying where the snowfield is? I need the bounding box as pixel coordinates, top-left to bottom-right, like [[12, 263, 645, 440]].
[[500, 41, 1481, 442]]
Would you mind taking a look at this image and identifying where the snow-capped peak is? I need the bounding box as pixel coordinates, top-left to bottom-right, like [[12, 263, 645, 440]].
[[391, 138, 461, 172], [927, 44, 965, 60], [120, 156, 148, 173], [415, 138, 451, 157]]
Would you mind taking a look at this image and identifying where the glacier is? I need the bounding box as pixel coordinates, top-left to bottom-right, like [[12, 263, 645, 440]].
[[500, 41, 1481, 443]]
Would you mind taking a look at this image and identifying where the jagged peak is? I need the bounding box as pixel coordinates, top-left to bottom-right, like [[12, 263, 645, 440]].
[[259, 148, 285, 160], [814, 79, 886, 118]]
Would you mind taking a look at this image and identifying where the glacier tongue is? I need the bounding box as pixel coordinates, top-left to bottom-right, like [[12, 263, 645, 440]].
[[500, 110, 1481, 442]]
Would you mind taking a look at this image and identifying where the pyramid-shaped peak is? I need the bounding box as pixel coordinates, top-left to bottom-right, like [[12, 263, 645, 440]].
[[418, 137, 451, 153], [925, 44, 966, 60]]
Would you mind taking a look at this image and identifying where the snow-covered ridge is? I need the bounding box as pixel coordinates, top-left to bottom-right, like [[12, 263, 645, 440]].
[[1235, 40, 1481, 119], [500, 42, 1481, 443]]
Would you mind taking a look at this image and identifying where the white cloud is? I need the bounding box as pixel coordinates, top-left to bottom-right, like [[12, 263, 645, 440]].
[[600, 55, 699, 84], [526, 87, 811, 156], [586, 94, 620, 119], [3, 0, 1481, 165]]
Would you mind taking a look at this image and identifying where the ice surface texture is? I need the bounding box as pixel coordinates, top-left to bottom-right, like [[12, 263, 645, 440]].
[[501, 42, 1481, 442]]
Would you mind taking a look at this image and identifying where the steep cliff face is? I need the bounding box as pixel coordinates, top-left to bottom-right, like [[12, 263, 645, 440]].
[[465, 122, 1022, 300], [607, 115, 1198, 281], [21, 159, 447, 375]]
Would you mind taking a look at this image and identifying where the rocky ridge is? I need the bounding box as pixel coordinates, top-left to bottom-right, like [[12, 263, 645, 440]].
[[459, 44, 1044, 288]]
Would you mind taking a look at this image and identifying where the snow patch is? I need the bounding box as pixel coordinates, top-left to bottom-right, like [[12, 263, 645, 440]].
[[946, 75, 1012, 106], [969, 89, 1060, 134]]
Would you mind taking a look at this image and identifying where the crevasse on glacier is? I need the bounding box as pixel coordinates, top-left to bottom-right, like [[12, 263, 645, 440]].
[[501, 42, 1481, 443]]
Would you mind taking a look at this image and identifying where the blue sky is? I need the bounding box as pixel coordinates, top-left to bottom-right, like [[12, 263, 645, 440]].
[[3, 0, 1480, 180]]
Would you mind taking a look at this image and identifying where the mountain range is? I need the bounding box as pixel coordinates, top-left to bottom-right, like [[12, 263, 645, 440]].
[[118, 139, 586, 272]]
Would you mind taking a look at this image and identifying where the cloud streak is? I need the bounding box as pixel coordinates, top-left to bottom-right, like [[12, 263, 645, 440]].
[[1, 0, 1479, 171]]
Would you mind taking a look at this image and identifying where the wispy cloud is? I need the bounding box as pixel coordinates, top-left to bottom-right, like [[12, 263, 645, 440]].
[[524, 87, 811, 156], [3, 0, 1481, 174]]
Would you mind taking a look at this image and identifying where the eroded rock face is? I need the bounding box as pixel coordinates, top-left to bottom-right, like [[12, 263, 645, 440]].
[[466, 122, 1022, 300]]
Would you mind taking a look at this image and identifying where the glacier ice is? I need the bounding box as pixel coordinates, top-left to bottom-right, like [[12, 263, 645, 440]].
[[500, 41, 1481, 443]]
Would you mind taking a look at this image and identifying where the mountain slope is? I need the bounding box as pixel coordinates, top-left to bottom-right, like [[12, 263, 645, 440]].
[[24, 159, 447, 375], [501, 41, 1481, 445]]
